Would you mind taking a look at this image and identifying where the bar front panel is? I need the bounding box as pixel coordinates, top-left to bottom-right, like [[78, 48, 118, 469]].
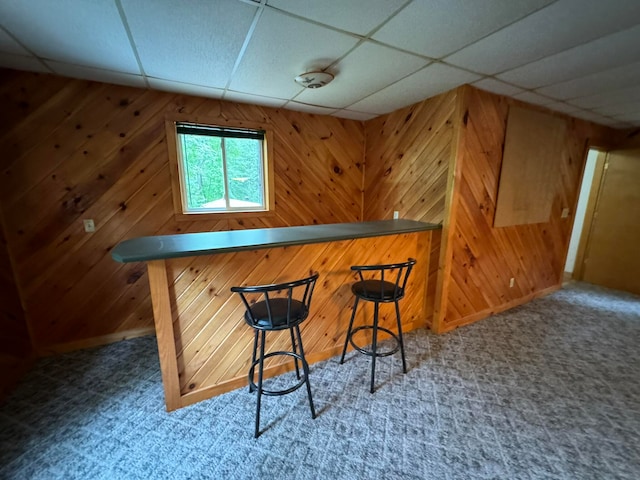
[[159, 230, 432, 409]]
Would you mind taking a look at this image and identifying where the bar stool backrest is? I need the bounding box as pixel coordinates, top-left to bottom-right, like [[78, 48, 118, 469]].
[[231, 272, 319, 330], [351, 258, 416, 302]]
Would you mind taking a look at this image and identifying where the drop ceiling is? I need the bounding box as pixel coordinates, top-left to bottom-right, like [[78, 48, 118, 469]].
[[1, 0, 640, 128]]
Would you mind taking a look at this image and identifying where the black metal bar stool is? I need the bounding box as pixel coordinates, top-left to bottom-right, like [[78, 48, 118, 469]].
[[231, 272, 319, 438], [340, 258, 416, 393]]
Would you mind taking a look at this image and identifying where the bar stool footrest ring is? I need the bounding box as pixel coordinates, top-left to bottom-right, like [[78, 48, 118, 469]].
[[249, 350, 308, 396], [348, 325, 400, 358]]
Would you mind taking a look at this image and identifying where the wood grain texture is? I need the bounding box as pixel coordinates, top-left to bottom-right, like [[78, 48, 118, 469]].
[[0, 69, 364, 352], [433, 86, 616, 332], [494, 106, 567, 227], [363, 90, 455, 224], [581, 149, 640, 295], [155, 231, 431, 410], [147, 259, 181, 410], [572, 151, 607, 281], [1, 66, 626, 367]]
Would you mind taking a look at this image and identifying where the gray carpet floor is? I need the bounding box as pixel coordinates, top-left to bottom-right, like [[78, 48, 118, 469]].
[[1, 281, 639, 479]]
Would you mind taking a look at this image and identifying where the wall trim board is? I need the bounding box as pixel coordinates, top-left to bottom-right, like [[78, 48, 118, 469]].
[[431, 85, 468, 334], [439, 283, 562, 333], [37, 327, 156, 356], [570, 150, 607, 281]]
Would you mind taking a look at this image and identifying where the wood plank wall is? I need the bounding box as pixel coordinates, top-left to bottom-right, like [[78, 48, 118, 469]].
[[0, 216, 32, 398], [1, 67, 626, 365], [433, 85, 617, 332], [0, 69, 364, 353], [161, 231, 431, 408], [363, 90, 455, 224], [363, 90, 456, 327]]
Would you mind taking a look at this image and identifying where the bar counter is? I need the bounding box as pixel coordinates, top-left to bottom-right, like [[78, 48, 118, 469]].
[[112, 219, 440, 410]]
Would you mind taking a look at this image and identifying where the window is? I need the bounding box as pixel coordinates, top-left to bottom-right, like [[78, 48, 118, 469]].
[[167, 119, 274, 219]]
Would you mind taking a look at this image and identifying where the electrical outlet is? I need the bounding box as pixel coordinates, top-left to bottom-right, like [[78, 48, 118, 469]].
[[83, 219, 95, 233], [561, 208, 570, 218], [393, 211, 399, 219], [509, 277, 515, 288]]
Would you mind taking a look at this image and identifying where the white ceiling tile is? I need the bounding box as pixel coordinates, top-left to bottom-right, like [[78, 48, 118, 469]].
[[295, 42, 428, 109], [571, 85, 640, 109], [545, 102, 585, 115], [594, 100, 640, 117], [373, 0, 554, 59], [224, 90, 287, 108], [0, 53, 49, 73], [498, 24, 640, 88], [285, 101, 338, 116], [332, 110, 378, 121], [1, 0, 640, 128], [349, 63, 480, 114], [446, 0, 640, 75], [513, 91, 556, 106], [568, 109, 613, 124], [122, 0, 256, 88], [266, 0, 406, 35], [0, 0, 140, 73], [230, 9, 359, 99], [472, 78, 525, 97], [148, 78, 225, 99], [0, 27, 29, 55], [536, 60, 640, 100], [599, 119, 633, 129], [611, 112, 640, 124], [47, 61, 146, 88]]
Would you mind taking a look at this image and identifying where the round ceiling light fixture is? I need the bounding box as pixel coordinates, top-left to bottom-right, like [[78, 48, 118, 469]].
[[294, 71, 334, 89]]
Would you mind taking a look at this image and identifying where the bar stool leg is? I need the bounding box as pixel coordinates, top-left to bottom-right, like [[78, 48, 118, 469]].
[[255, 330, 267, 438], [249, 329, 259, 392], [395, 300, 407, 374], [295, 325, 316, 418], [289, 328, 301, 379], [340, 297, 359, 364], [370, 302, 379, 394]]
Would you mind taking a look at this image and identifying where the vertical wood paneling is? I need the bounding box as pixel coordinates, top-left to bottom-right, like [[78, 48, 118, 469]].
[[0, 69, 364, 352], [433, 86, 616, 332]]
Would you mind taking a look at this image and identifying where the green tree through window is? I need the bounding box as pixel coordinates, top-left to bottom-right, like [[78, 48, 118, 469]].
[[176, 123, 266, 212]]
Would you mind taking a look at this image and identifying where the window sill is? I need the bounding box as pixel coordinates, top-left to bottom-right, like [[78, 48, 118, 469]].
[[173, 210, 277, 222]]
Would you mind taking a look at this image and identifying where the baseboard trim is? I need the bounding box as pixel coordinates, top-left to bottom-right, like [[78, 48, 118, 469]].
[[37, 327, 156, 355], [439, 283, 562, 333]]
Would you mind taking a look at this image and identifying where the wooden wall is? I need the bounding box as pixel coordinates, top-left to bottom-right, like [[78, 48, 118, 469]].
[[433, 85, 617, 332], [0, 69, 364, 353], [0, 216, 32, 398], [1, 67, 626, 366], [363, 90, 455, 327], [363, 90, 455, 224]]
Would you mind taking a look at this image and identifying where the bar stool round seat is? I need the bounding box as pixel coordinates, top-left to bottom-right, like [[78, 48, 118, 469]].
[[340, 258, 416, 393], [231, 272, 319, 438]]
